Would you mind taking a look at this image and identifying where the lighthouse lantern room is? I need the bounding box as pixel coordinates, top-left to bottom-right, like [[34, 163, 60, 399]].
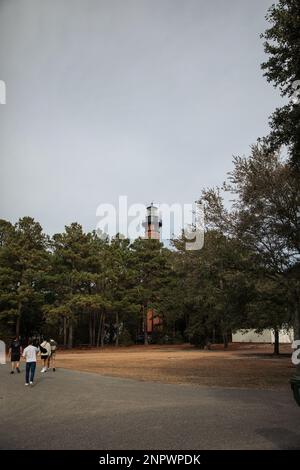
[[143, 202, 162, 240]]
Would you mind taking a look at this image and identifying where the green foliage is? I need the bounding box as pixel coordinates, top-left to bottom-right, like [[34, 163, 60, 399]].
[[0, 217, 49, 339], [201, 145, 299, 343], [261, 0, 300, 169], [118, 328, 134, 346], [0, 150, 297, 349], [1, 1, 298, 351]]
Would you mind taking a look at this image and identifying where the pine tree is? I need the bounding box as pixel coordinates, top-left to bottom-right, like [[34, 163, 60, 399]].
[[0, 217, 49, 339]]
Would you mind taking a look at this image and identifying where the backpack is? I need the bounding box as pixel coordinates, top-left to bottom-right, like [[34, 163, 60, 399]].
[[40, 343, 47, 354]]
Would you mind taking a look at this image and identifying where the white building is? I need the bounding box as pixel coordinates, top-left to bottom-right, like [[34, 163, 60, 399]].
[[232, 328, 294, 344]]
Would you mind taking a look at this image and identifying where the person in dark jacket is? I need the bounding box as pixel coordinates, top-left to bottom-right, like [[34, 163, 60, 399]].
[[8, 336, 22, 374]]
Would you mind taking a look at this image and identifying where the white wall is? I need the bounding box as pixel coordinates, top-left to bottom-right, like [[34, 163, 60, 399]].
[[232, 329, 294, 344]]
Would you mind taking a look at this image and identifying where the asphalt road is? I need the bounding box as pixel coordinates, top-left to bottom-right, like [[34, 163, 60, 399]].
[[0, 364, 300, 450]]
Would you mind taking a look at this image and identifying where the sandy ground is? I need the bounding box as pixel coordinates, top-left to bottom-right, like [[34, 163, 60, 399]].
[[53, 343, 295, 389]]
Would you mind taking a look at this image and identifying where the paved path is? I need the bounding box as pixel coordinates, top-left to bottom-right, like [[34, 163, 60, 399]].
[[0, 364, 300, 449]]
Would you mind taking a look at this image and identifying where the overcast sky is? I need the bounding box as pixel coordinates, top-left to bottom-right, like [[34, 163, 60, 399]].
[[0, 0, 281, 235]]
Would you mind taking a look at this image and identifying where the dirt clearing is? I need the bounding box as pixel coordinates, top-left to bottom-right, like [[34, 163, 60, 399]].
[[54, 343, 296, 389]]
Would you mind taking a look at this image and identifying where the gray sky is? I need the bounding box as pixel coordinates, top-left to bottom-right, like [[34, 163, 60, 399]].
[[0, 0, 281, 235]]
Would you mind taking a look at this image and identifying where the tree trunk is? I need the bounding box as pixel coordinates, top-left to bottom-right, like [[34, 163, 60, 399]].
[[89, 313, 93, 347], [219, 274, 227, 348], [15, 300, 21, 337], [100, 312, 106, 347], [212, 327, 216, 344], [223, 331, 228, 349], [293, 298, 300, 341], [68, 322, 73, 349], [273, 329, 280, 355], [63, 316, 67, 347], [92, 312, 96, 346], [15, 316, 20, 338], [143, 306, 148, 345], [96, 313, 102, 347], [115, 312, 119, 347], [293, 297, 300, 375]]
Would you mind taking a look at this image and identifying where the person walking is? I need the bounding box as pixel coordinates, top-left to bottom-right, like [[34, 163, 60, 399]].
[[48, 338, 57, 372], [22, 340, 39, 386], [8, 336, 22, 374], [40, 338, 51, 373]]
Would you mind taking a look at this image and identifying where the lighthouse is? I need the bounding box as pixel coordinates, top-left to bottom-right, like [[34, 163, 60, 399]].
[[141, 203, 163, 341], [143, 202, 162, 240]]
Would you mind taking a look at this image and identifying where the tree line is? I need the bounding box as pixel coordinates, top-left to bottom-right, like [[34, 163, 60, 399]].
[[0, 143, 298, 353], [0, 0, 299, 352]]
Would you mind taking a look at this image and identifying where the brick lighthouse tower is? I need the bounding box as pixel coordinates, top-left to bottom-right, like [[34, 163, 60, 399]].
[[143, 202, 162, 240], [142, 203, 163, 339]]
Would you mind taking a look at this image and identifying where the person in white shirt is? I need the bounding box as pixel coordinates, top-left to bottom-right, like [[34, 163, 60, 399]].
[[40, 339, 51, 373], [22, 340, 39, 386]]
